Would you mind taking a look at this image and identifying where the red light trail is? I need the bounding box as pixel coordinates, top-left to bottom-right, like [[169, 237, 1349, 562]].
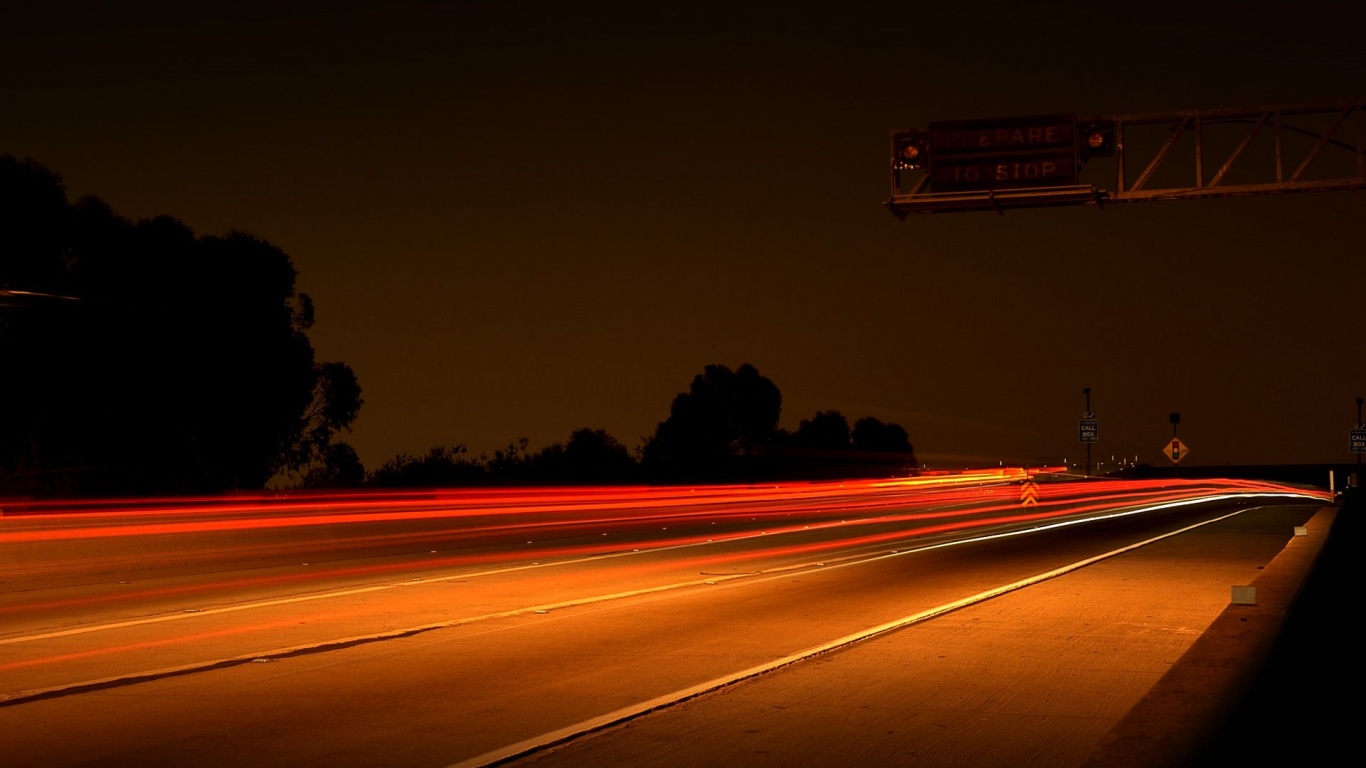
[[1, 471, 1328, 611], [0, 470, 1331, 724]]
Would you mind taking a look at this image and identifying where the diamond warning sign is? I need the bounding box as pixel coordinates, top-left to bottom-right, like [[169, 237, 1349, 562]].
[[1162, 437, 1189, 464]]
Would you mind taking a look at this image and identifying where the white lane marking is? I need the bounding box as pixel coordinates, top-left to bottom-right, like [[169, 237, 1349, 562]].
[[442, 498, 1310, 768]]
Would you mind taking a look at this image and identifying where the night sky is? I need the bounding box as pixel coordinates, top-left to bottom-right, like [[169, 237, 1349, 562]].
[[4, 2, 1363, 472]]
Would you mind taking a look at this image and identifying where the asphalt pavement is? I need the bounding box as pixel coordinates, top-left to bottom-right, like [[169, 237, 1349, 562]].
[[501, 498, 1348, 768]]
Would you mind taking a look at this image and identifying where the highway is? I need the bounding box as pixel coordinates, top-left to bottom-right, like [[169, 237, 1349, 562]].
[[0, 473, 1332, 767]]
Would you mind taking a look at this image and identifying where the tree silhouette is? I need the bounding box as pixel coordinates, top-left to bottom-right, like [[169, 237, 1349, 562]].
[[0, 156, 361, 496], [0, 157, 70, 295], [288, 362, 364, 477], [302, 442, 366, 488], [642, 363, 781, 481], [368, 445, 484, 487], [485, 437, 533, 484], [851, 417, 915, 456], [533, 428, 638, 484], [793, 410, 852, 451]]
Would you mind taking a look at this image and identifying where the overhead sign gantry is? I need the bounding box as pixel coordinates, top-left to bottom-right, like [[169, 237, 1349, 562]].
[[886, 100, 1366, 216]]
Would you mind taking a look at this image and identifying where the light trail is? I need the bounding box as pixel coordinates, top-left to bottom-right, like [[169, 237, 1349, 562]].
[[2, 472, 1319, 539], [0, 473, 1328, 622], [1, 474, 1328, 590], [0, 471, 1330, 712], [0, 474, 1326, 614], [0, 616, 308, 673]]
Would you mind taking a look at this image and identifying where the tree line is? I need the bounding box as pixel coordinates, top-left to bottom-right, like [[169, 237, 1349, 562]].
[[357, 363, 916, 489], [1, 157, 914, 497]]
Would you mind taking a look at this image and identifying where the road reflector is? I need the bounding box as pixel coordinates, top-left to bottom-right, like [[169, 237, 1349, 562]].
[[1293, 526, 1308, 537], [1231, 586, 1256, 605]]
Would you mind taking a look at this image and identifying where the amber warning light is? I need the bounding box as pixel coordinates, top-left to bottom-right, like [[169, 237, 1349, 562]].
[[1079, 121, 1115, 160], [895, 132, 929, 168]]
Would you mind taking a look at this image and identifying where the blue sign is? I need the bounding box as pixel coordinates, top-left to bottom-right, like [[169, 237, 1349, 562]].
[[1351, 429, 1366, 454], [1079, 420, 1098, 443]]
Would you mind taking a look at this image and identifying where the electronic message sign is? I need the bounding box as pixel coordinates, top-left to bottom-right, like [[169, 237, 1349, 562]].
[[924, 113, 1080, 192]]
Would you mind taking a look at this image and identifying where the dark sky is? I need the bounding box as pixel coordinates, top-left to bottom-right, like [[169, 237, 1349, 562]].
[[4, 2, 1364, 471]]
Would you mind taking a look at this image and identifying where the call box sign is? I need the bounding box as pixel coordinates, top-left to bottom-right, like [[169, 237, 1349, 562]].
[[1079, 420, 1098, 443]]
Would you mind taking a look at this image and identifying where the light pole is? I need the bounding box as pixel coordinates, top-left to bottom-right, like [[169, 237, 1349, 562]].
[[1169, 412, 1181, 470]]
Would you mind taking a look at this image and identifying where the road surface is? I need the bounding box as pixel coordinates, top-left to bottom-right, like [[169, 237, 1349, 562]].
[[0, 474, 1332, 766]]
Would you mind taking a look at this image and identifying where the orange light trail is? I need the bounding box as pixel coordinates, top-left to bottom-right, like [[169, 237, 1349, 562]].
[[1, 472, 1328, 590], [0, 616, 308, 674]]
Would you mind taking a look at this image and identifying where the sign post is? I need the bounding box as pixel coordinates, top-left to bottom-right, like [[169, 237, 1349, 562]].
[[1166, 412, 1183, 466]]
